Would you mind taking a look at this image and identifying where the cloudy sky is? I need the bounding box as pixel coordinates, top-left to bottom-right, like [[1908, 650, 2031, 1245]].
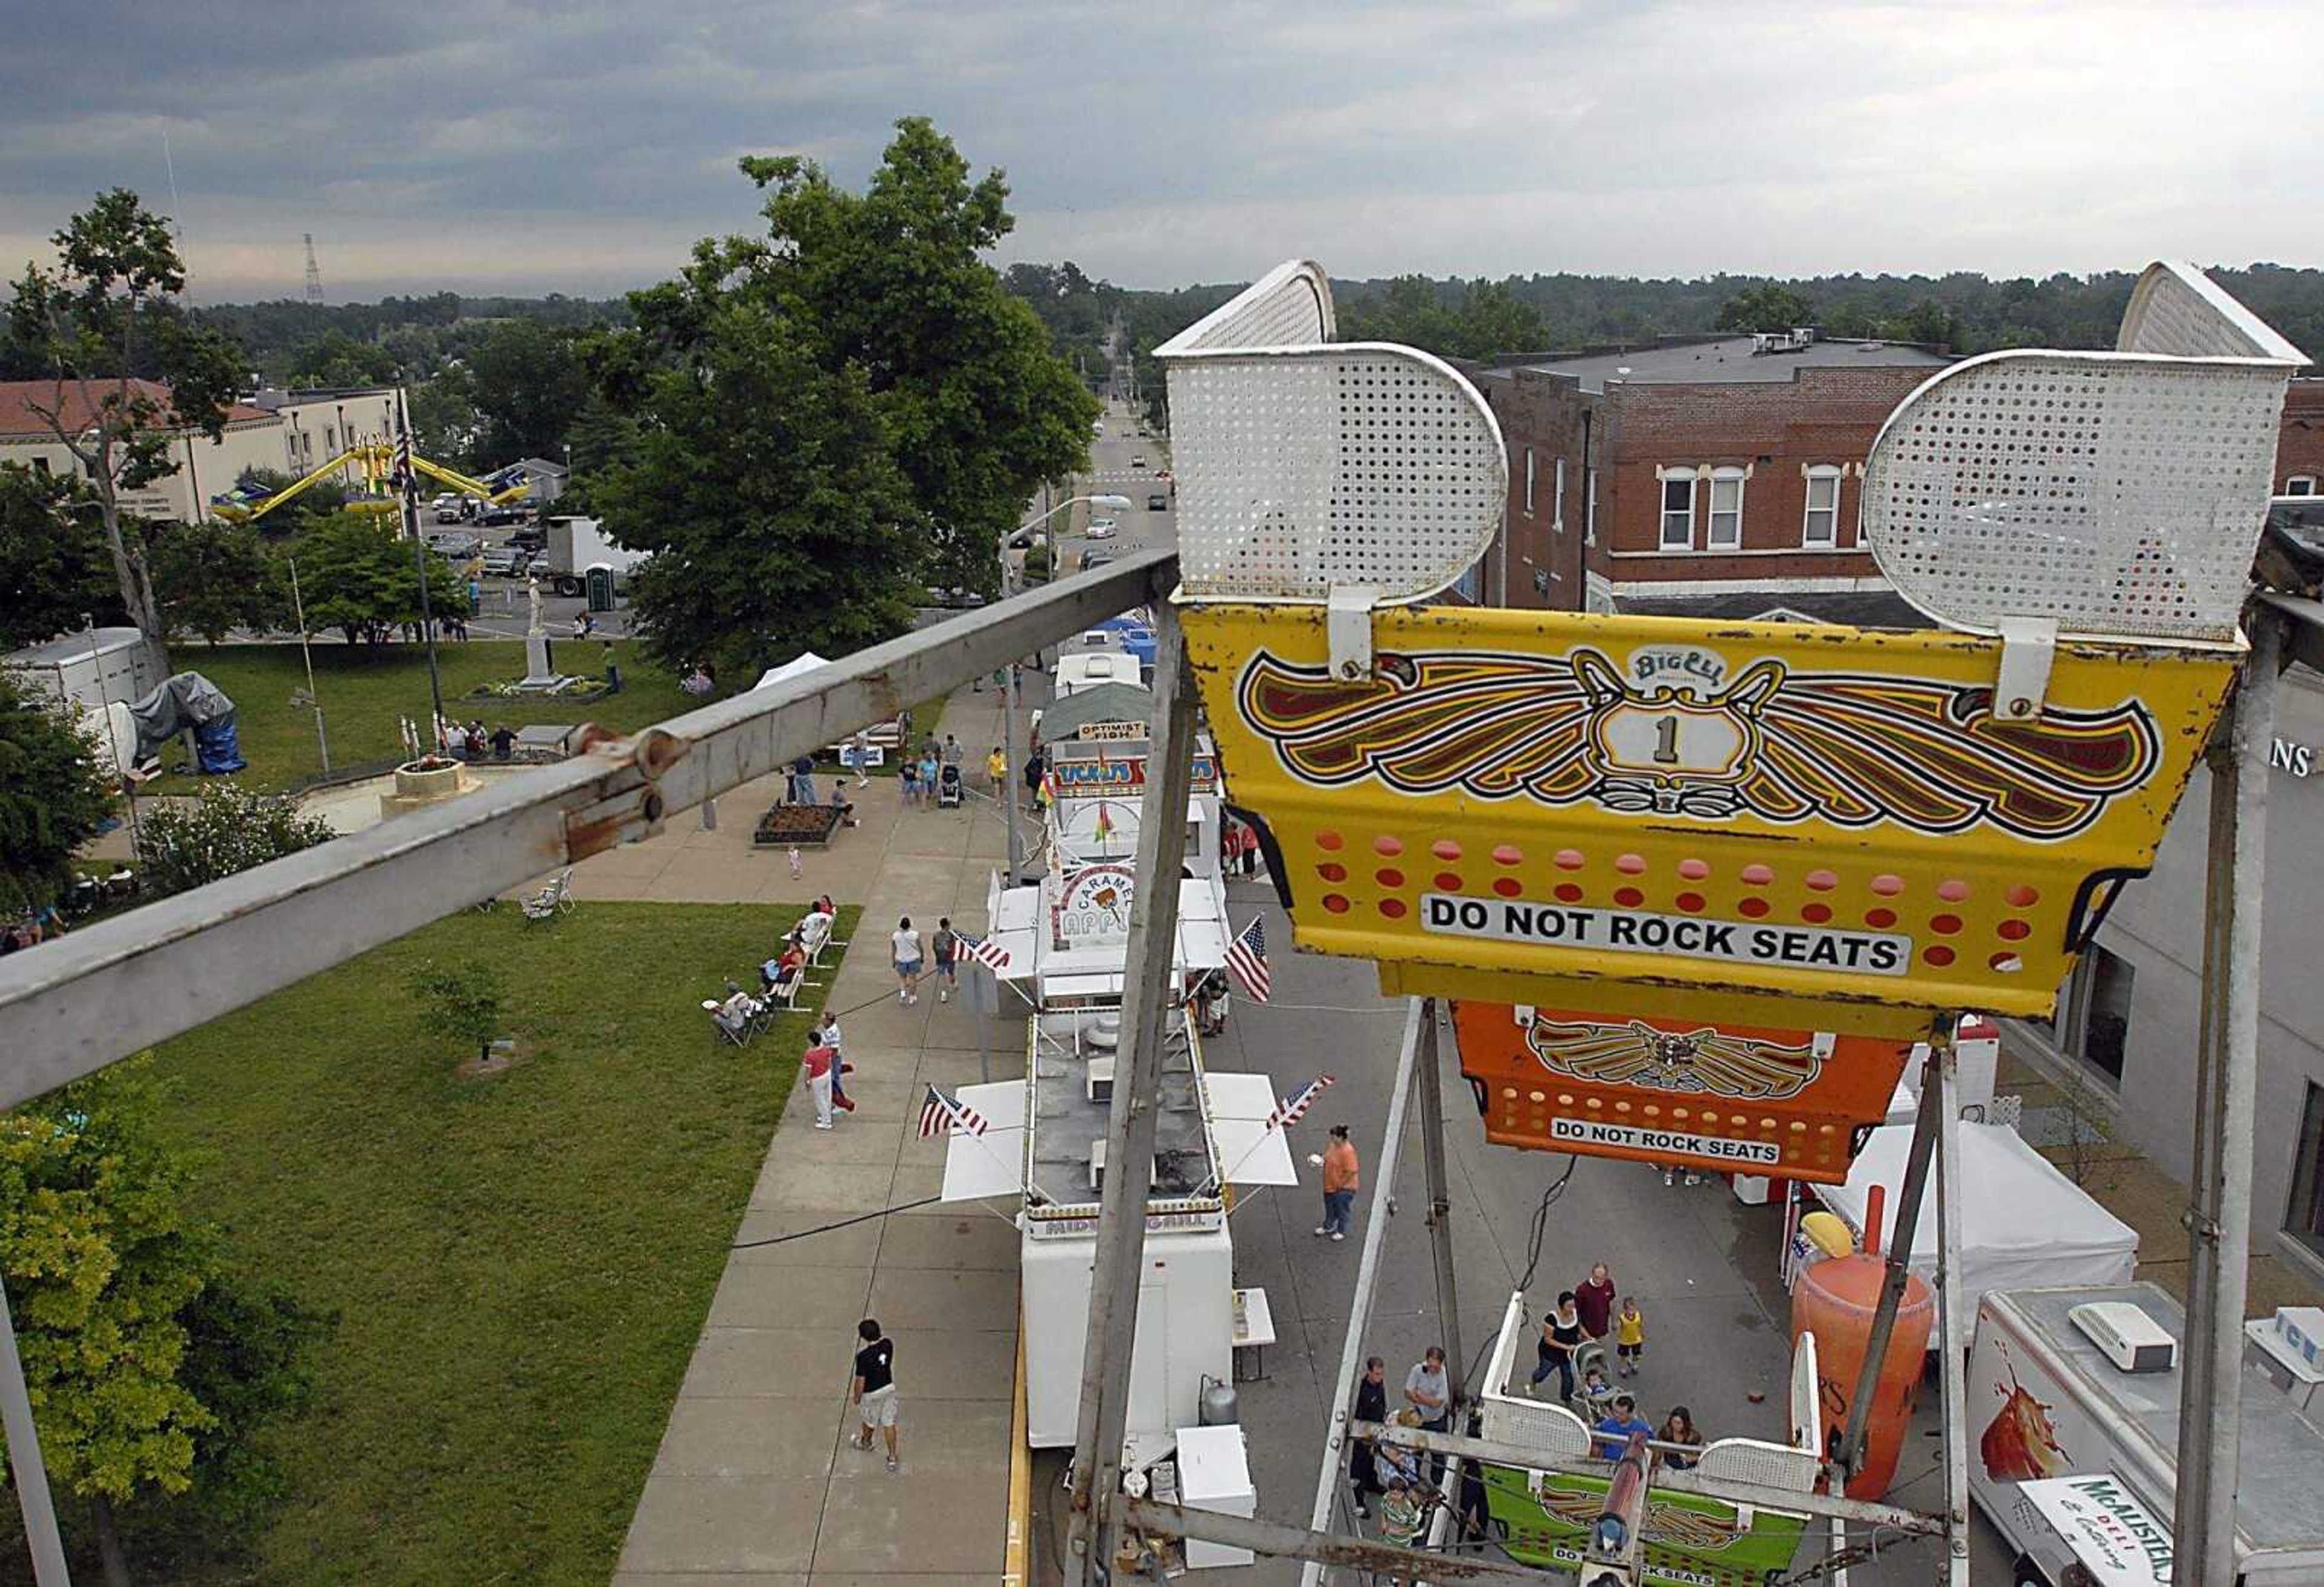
[[5, 1, 2317, 303]]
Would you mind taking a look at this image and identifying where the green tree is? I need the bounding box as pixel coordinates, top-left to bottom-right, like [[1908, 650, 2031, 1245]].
[[148, 522, 283, 644], [731, 117, 1098, 595], [1713, 282, 1815, 332], [0, 1068, 213, 1583], [0, 463, 119, 649], [465, 319, 589, 465], [228, 466, 349, 541], [133, 784, 335, 897], [5, 190, 247, 674], [281, 329, 398, 390], [287, 512, 465, 649], [1453, 280, 1550, 358], [0, 670, 114, 916], [406, 961, 506, 1065], [405, 369, 479, 470], [600, 297, 921, 681]]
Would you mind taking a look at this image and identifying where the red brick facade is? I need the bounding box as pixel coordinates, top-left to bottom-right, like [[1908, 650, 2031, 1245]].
[[1474, 369, 1591, 606], [2282, 380, 2324, 494]]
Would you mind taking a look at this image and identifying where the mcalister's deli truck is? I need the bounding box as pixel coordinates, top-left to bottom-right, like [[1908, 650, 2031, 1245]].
[[1971, 1283, 2324, 1585]]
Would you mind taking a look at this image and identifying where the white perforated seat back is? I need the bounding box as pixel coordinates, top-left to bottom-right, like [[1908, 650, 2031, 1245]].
[[1862, 262, 2305, 642], [1158, 261, 1508, 605]]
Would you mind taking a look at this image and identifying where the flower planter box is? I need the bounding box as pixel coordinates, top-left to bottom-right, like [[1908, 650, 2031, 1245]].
[[753, 802, 844, 848]]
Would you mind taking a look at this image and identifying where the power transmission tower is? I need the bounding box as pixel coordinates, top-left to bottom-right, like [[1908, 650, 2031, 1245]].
[[303, 234, 324, 304]]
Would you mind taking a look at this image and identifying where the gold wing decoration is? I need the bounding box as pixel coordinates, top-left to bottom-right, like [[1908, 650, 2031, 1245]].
[[1236, 648, 2162, 842], [1528, 1477, 1745, 1552], [1528, 1017, 1821, 1102]]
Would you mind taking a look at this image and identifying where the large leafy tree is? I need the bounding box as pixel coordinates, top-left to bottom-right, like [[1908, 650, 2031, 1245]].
[[287, 512, 465, 649], [730, 117, 1098, 594], [5, 190, 247, 675], [599, 296, 920, 681], [1714, 282, 1815, 333], [133, 784, 335, 898], [0, 463, 120, 649], [0, 669, 114, 916], [148, 522, 284, 644], [465, 319, 590, 465]]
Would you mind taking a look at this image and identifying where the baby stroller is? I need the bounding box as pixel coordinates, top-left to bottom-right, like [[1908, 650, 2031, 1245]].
[[1569, 1340, 1617, 1422], [937, 762, 963, 809]]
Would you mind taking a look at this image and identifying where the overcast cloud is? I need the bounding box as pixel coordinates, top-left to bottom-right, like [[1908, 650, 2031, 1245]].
[[3, 1, 2317, 302]]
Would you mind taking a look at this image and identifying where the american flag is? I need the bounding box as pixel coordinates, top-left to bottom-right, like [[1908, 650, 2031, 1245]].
[[956, 929, 1011, 973], [1226, 916, 1272, 1003], [917, 1084, 990, 1140], [1268, 1073, 1336, 1130], [390, 392, 415, 499]]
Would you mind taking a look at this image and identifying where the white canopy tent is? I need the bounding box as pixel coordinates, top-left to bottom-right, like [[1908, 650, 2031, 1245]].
[[980, 872, 1235, 998], [937, 1072, 1298, 1202], [1812, 1122, 2138, 1312], [752, 652, 832, 691]]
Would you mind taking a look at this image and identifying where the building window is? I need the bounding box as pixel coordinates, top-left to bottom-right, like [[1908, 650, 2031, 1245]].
[[2064, 944, 2135, 1084], [28, 456, 50, 477], [1707, 468, 1745, 550], [1585, 468, 1597, 545], [324, 425, 336, 450], [1524, 448, 1536, 515], [1553, 457, 1566, 531], [2288, 1084, 2324, 1259], [1659, 473, 1695, 551], [2289, 476, 2319, 497], [287, 436, 302, 468], [1804, 466, 1842, 547]]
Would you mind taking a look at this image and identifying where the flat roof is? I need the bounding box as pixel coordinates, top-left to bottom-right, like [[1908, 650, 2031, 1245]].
[[1026, 1008, 1215, 1214], [1486, 336, 1949, 394], [1613, 589, 1932, 630]]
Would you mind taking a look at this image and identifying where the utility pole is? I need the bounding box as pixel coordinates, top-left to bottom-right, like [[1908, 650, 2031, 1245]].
[[286, 558, 330, 774]]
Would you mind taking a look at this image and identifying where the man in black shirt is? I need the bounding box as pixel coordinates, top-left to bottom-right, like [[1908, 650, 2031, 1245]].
[[1348, 1355, 1388, 1520], [849, 1317, 901, 1473]]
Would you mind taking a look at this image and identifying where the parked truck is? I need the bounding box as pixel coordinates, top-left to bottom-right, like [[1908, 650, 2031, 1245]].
[[1971, 1282, 2324, 1586], [538, 516, 646, 602]]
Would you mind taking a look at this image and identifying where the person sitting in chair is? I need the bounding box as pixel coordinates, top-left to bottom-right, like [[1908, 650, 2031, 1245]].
[[711, 980, 761, 1038], [761, 934, 807, 1000], [829, 780, 858, 827]]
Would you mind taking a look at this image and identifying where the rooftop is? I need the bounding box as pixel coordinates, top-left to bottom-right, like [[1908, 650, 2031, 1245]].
[[1027, 1008, 1215, 1214], [0, 379, 275, 438], [1482, 335, 1951, 394], [1614, 588, 1932, 629]]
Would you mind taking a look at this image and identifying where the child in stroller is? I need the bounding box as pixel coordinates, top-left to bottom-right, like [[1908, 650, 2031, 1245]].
[[937, 761, 963, 808]]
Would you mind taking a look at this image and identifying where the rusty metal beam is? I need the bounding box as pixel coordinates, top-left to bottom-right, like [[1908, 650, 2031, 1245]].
[[0, 552, 1178, 1109], [1119, 1495, 1555, 1583]]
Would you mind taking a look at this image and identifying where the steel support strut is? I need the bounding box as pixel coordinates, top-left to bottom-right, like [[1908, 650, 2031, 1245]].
[[1416, 1003, 1466, 1410], [1834, 1053, 1941, 1483], [1930, 1020, 1971, 1586], [0, 1279, 69, 1586], [1299, 1000, 1428, 1587], [2175, 610, 2280, 1585], [1065, 601, 1198, 1583]]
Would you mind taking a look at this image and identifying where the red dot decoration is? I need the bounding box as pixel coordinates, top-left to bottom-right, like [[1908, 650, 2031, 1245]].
[[1937, 879, 1972, 901], [1434, 872, 1463, 891], [1373, 834, 1404, 857], [1615, 853, 1647, 875], [1930, 914, 1962, 935], [1378, 898, 1408, 919], [1997, 919, 2030, 941], [1494, 844, 1525, 866], [1739, 897, 1771, 918], [1989, 952, 2021, 970], [1870, 874, 1904, 896], [1553, 848, 1584, 870], [1492, 877, 1524, 898], [1318, 862, 1347, 883], [1805, 869, 1837, 892], [2004, 883, 2038, 908], [1376, 868, 1405, 889], [1675, 893, 1705, 914], [1432, 839, 1462, 860], [1677, 859, 1710, 880], [1923, 944, 1955, 967], [1554, 884, 1583, 903], [1316, 831, 1344, 851], [1741, 864, 1774, 886], [1614, 887, 1644, 908], [1322, 894, 1350, 914], [1801, 903, 1833, 924], [1865, 908, 1897, 929]]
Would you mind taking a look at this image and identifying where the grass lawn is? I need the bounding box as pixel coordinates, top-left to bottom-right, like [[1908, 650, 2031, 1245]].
[[12, 902, 846, 1585], [149, 640, 697, 793]]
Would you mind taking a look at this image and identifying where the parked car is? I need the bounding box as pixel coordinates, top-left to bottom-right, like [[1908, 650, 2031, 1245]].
[[508, 525, 547, 552], [479, 502, 529, 527], [432, 494, 465, 523], [425, 530, 482, 558], [1006, 528, 1049, 551], [1131, 456, 1148, 469], [1147, 492, 1169, 511], [478, 546, 531, 578], [1087, 519, 1118, 538], [1079, 548, 1118, 572], [927, 585, 989, 609]]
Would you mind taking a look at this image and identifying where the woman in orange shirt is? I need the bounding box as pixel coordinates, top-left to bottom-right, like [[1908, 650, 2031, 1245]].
[[1316, 1124, 1360, 1242]]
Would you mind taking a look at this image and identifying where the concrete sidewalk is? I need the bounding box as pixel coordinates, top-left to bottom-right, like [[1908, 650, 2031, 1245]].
[[603, 682, 1035, 1585]]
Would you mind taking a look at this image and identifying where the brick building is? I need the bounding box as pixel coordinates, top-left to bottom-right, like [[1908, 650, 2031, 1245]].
[[2283, 379, 2324, 496], [1468, 334, 1949, 622]]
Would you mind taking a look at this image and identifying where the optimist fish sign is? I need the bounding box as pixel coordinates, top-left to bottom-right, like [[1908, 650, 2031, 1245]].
[[1179, 606, 2236, 1037]]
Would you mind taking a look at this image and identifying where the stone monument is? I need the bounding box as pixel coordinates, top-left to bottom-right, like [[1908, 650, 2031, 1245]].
[[514, 574, 565, 692]]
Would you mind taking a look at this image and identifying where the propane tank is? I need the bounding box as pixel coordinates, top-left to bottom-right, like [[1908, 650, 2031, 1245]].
[[1198, 1374, 1239, 1426]]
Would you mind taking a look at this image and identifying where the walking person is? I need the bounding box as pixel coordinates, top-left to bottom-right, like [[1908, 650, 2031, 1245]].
[[986, 745, 1006, 796], [802, 1039, 838, 1130], [1348, 1356, 1388, 1520], [891, 916, 923, 1005], [900, 756, 920, 808], [849, 1318, 902, 1473], [815, 1009, 855, 1113], [1574, 1260, 1617, 1343], [852, 729, 872, 787], [1528, 1291, 1583, 1402], [1405, 1346, 1450, 1435], [931, 918, 960, 1003], [1615, 1296, 1646, 1376], [1314, 1124, 1359, 1241]]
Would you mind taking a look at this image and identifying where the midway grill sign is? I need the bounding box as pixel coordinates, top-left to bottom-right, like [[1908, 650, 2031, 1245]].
[[1452, 1001, 1911, 1183], [1181, 606, 2239, 1037]]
